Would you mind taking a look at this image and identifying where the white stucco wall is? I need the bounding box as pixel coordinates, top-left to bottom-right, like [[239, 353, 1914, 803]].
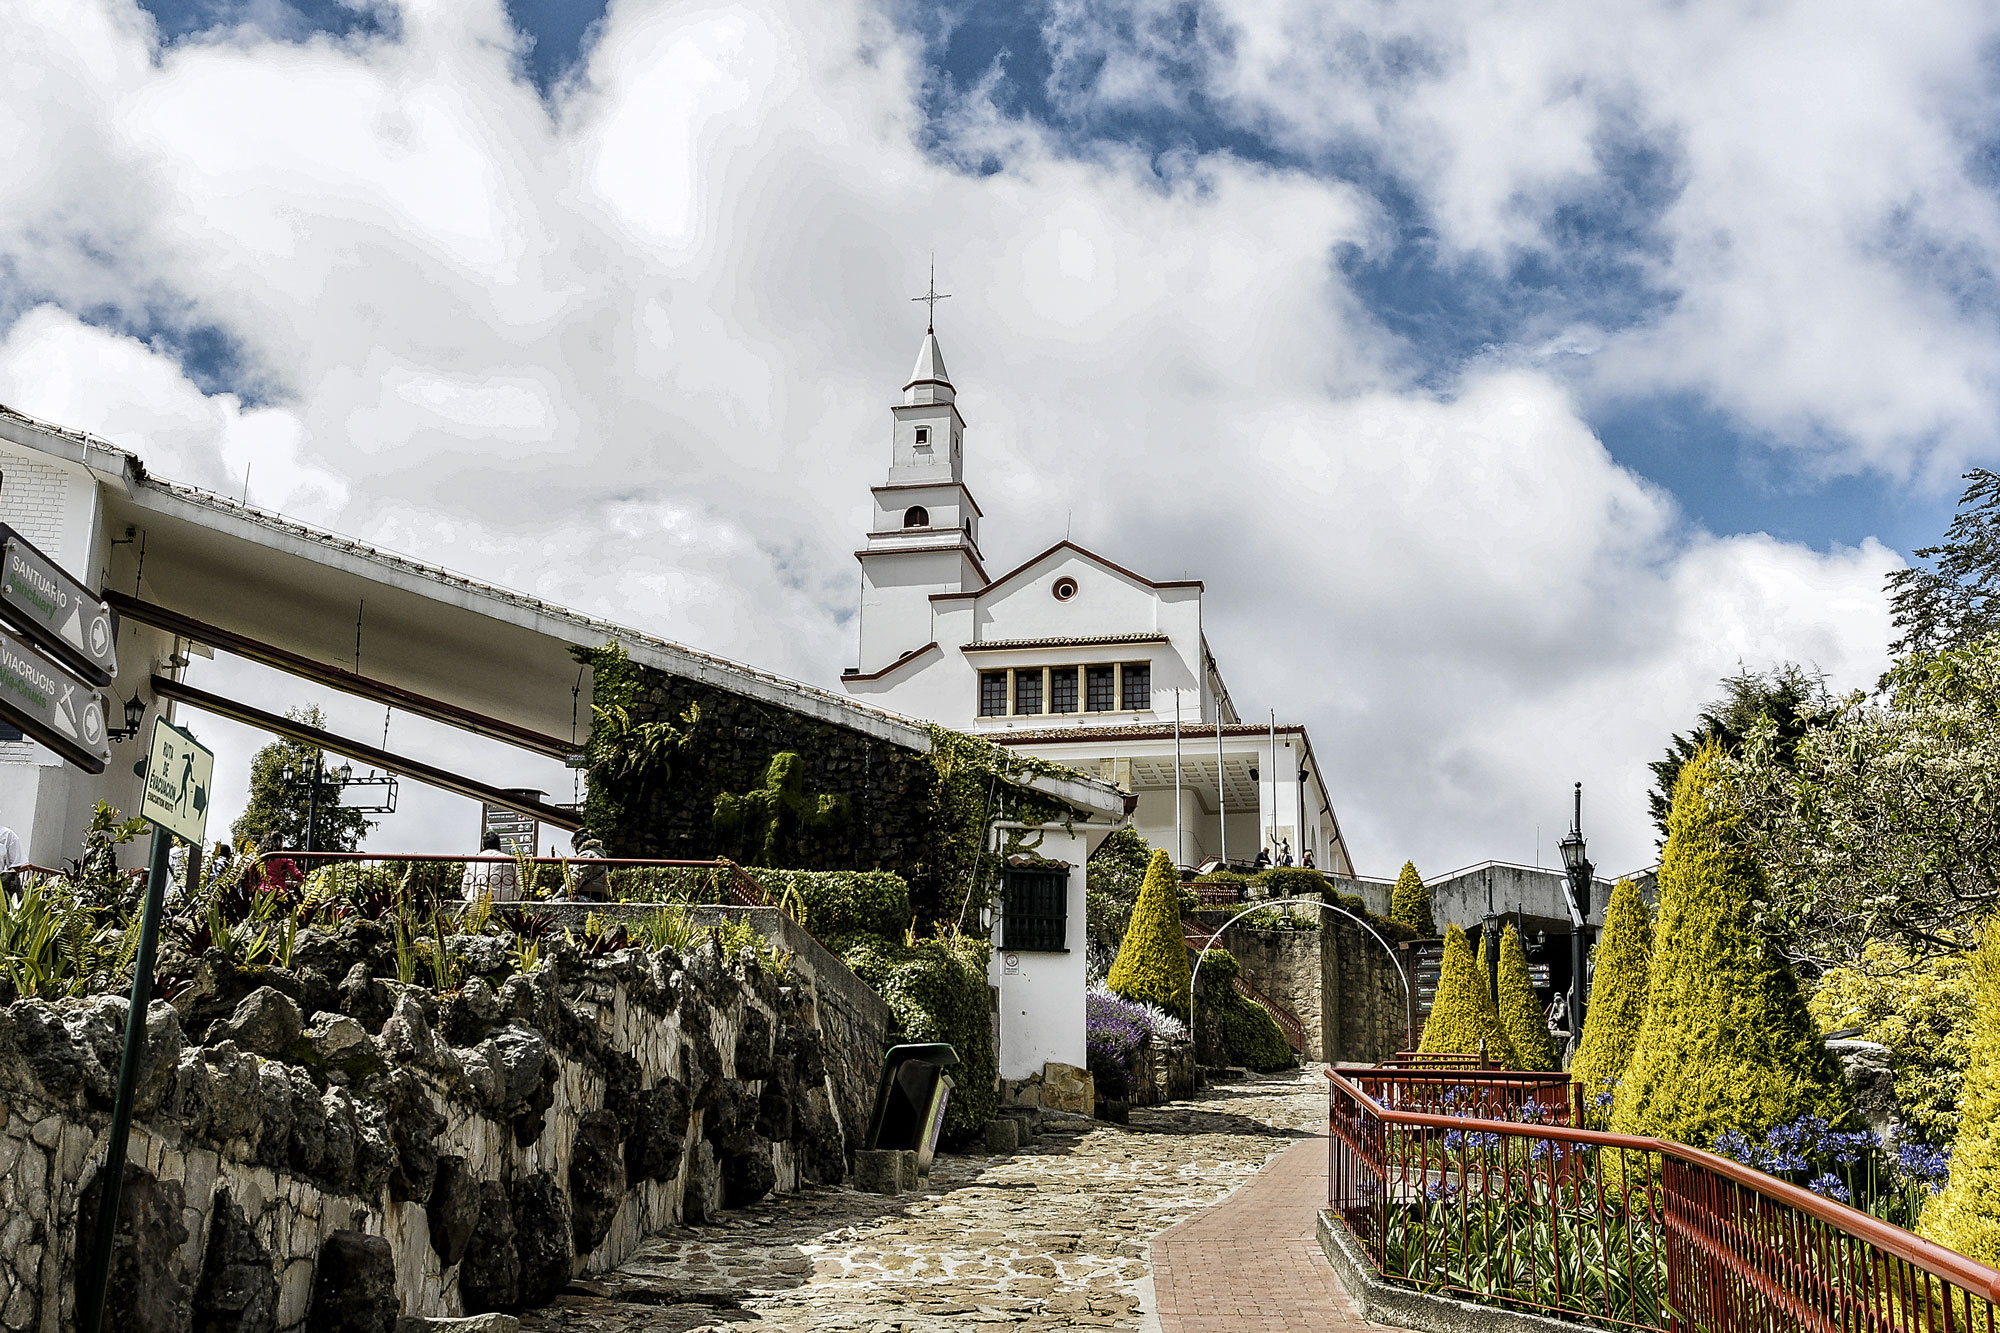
[[989, 823, 1098, 1083]]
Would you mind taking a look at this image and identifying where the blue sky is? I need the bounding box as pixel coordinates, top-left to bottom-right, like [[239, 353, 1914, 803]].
[[8, 0, 1985, 870], [128, 0, 1978, 562]]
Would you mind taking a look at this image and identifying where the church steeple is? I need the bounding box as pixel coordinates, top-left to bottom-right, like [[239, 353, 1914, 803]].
[[905, 329, 954, 405], [849, 315, 988, 675]]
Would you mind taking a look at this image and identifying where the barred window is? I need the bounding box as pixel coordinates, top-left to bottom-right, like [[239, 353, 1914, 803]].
[[979, 671, 1009, 716], [1015, 669, 1043, 715], [1050, 667, 1079, 713], [1086, 665, 1117, 711], [1001, 867, 1068, 951], [1121, 662, 1151, 710]]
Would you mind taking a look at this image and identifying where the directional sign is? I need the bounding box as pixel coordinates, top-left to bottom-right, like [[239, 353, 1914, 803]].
[[0, 525, 117, 686], [0, 626, 108, 773], [140, 717, 212, 845]]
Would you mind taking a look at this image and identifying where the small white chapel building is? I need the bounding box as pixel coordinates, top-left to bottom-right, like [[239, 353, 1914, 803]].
[[841, 327, 1357, 879]]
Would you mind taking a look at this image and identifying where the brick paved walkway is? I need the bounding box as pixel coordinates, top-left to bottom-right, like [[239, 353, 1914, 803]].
[[1150, 1133, 1388, 1332]]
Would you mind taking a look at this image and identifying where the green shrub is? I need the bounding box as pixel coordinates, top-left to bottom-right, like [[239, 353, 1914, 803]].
[[1922, 914, 2000, 1265], [841, 930, 996, 1140], [1391, 861, 1437, 935], [1198, 949, 1292, 1071], [1811, 941, 1973, 1146], [1572, 878, 1654, 1098], [1611, 743, 1852, 1147], [1419, 924, 1516, 1064], [1235, 906, 1319, 932], [1108, 850, 1193, 1021], [608, 863, 744, 904], [754, 869, 911, 942], [1254, 866, 1327, 902], [1497, 923, 1559, 1072], [1086, 828, 1154, 971]]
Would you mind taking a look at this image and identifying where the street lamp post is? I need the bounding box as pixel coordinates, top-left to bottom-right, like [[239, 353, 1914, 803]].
[[1557, 782, 1593, 1048]]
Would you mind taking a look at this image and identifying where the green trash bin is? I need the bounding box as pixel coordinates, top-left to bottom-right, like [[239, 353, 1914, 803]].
[[864, 1042, 960, 1171]]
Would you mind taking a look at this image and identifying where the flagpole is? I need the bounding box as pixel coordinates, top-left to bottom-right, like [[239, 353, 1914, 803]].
[[1173, 694, 1183, 868], [1216, 705, 1227, 868]]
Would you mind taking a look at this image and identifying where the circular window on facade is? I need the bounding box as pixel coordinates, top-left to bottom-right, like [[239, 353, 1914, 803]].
[[1052, 576, 1079, 601]]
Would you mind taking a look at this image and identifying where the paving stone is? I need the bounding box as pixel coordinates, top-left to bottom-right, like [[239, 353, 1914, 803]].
[[518, 1070, 1338, 1333]]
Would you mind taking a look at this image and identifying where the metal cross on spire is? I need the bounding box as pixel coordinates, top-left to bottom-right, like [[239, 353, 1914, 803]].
[[912, 257, 951, 332]]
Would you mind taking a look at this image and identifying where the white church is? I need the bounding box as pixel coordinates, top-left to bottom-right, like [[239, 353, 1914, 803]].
[[841, 326, 1356, 878]]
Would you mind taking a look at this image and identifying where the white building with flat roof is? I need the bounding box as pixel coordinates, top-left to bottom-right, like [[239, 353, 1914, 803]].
[[842, 328, 1356, 877]]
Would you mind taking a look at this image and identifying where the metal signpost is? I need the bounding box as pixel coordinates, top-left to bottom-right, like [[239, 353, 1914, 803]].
[[481, 802, 538, 856], [78, 717, 212, 1333], [0, 625, 110, 773], [0, 524, 119, 684]]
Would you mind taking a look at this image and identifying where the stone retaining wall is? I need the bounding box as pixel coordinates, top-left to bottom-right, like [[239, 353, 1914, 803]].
[[0, 923, 891, 1333], [1209, 919, 1407, 1065]]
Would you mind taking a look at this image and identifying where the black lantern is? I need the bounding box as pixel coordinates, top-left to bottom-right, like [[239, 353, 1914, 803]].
[[108, 694, 146, 743]]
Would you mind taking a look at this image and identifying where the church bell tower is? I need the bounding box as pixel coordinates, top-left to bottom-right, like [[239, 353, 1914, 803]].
[[850, 324, 987, 675]]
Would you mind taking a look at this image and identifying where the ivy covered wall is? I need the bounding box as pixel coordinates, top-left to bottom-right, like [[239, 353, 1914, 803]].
[[574, 647, 1075, 927]]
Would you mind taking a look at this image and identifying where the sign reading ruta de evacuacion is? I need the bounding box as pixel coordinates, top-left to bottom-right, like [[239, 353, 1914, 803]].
[[0, 625, 108, 773], [0, 524, 118, 685], [140, 717, 213, 845]]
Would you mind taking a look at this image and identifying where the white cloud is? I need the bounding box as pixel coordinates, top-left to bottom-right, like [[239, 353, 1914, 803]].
[[1046, 0, 2000, 480], [0, 0, 1903, 874]]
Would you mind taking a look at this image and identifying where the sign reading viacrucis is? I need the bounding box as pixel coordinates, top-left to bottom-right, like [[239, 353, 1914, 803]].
[[0, 526, 115, 774]]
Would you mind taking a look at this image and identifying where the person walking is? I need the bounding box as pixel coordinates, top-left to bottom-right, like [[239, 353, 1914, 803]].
[[462, 831, 521, 903], [0, 822, 24, 894]]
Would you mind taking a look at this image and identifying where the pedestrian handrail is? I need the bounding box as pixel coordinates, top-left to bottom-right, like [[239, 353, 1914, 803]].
[[1325, 1066, 2000, 1331], [1232, 974, 1308, 1053], [267, 851, 772, 907]]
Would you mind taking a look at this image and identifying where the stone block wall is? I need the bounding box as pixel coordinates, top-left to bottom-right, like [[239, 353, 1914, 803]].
[[1213, 920, 1407, 1066], [0, 924, 891, 1333]]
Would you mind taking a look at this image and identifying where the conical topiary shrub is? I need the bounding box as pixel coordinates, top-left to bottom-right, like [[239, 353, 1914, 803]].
[[1497, 923, 1559, 1072], [1922, 914, 2000, 1265], [1571, 878, 1653, 1098], [1418, 924, 1517, 1065], [1610, 742, 1851, 1147], [1107, 849, 1193, 1021], [1390, 860, 1437, 935]]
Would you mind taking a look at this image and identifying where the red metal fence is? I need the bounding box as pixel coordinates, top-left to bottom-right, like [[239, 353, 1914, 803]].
[[1326, 1067, 2000, 1332]]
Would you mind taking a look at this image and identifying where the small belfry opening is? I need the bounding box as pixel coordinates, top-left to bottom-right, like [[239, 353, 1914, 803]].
[[903, 505, 929, 529]]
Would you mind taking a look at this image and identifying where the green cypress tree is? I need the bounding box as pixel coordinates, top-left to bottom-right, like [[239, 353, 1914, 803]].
[[1390, 860, 1437, 935], [1497, 923, 1559, 1072], [1571, 878, 1653, 1098], [1922, 914, 2000, 1265], [1107, 849, 1193, 1021], [1418, 924, 1517, 1065], [1611, 742, 1851, 1147]]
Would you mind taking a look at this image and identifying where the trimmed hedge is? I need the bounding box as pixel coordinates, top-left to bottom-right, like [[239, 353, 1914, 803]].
[[1497, 923, 1560, 1072], [1922, 913, 2000, 1265], [1253, 867, 1328, 901], [841, 931, 995, 1140], [754, 869, 912, 941], [1109, 850, 1194, 1021], [1571, 878, 1653, 1097], [1390, 860, 1437, 935], [1611, 743, 1852, 1148], [1199, 949, 1293, 1071], [1419, 924, 1516, 1064]]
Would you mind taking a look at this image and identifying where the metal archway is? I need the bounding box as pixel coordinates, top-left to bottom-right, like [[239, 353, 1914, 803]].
[[1187, 897, 1415, 1055]]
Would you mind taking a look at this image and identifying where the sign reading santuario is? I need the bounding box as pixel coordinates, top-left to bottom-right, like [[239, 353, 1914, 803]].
[[0, 625, 109, 773], [0, 524, 119, 685]]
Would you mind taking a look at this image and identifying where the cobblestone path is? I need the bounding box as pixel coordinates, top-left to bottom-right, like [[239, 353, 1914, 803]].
[[522, 1069, 1335, 1332]]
